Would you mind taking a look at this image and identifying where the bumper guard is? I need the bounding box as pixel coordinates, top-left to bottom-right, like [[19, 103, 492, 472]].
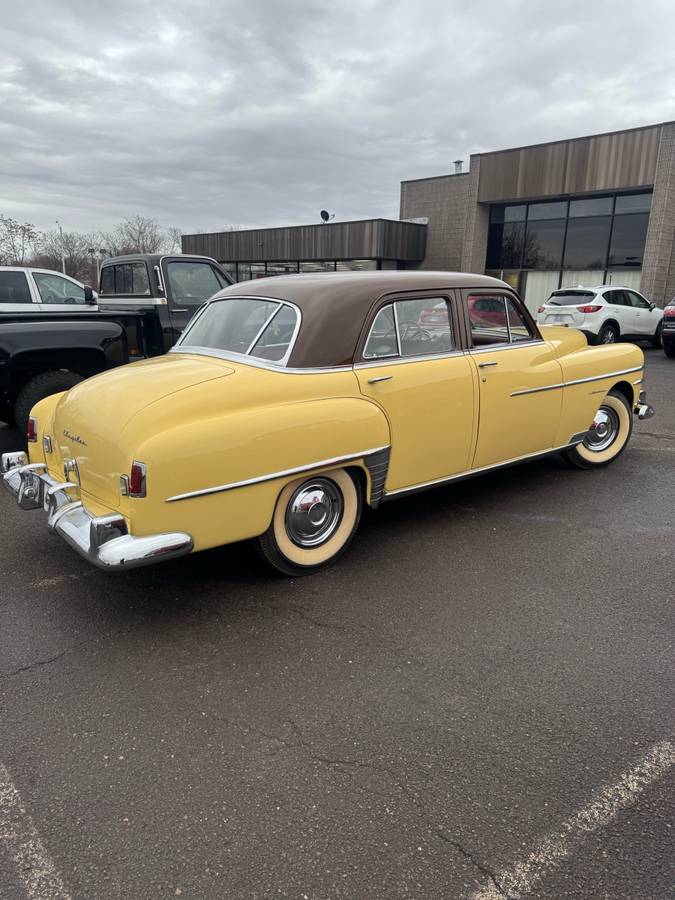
[[1, 452, 193, 570]]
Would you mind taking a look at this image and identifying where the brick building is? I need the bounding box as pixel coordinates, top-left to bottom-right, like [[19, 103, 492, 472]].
[[400, 121, 675, 312]]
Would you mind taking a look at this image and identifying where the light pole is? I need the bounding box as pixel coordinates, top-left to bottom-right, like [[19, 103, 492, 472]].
[[87, 248, 107, 284], [55, 220, 65, 273]]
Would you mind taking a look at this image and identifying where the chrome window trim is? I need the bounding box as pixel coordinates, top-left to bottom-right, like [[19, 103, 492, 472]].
[[469, 339, 546, 355], [392, 302, 403, 356], [510, 365, 643, 397], [362, 303, 398, 361], [169, 346, 350, 374], [176, 295, 302, 368], [246, 302, 282, 354], [383, 437, 586, 500], [354, 348, 466, 369], [165, 445, 391, 503]]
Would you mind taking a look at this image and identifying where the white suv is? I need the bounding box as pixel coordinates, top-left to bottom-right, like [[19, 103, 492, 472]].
[[537, 285, 663, 346], [0, 266, 97, 312]]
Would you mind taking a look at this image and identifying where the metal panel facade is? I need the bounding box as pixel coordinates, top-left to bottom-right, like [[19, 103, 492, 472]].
[[182, 219, 427, 263], [478, 124, 661, 202]]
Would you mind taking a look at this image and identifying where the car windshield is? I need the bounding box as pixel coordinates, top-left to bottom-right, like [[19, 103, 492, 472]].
[[546, 291, 597, 306], [179, 297, 299, 364]]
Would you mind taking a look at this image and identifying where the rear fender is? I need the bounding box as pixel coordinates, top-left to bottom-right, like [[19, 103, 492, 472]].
[[129, 397, 391, 552]]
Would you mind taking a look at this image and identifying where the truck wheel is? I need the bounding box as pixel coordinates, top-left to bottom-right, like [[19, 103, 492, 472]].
[[561, 389, 632, 469], [14, 371, 83, 436], [257, 468, 362, 576]]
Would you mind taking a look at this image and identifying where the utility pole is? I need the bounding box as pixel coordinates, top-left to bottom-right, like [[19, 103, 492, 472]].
[[55, 220, 65, 273]]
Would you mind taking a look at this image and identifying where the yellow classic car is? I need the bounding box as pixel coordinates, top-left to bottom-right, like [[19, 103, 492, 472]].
[[1, 271, 654, 575]]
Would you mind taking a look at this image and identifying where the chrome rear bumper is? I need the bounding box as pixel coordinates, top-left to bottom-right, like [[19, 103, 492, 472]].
[[1, 453, 193, 570]]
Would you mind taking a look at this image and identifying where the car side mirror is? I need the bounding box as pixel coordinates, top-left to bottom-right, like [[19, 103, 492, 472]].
[[84, 286, 98, 304], [649, 302, 655, 311]]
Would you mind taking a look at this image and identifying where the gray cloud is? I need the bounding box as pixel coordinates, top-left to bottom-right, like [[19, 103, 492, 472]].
[[1, 0, 674, 233]]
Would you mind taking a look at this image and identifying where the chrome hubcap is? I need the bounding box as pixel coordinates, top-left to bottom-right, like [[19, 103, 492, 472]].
[[285, 478, 344, 547], [584, 406, 620, 452]]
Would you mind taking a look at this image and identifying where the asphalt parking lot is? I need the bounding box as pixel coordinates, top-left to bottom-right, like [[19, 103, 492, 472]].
[[0, 349, 673, 900]]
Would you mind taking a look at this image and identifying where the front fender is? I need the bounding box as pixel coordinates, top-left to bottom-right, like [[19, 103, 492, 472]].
[[129, 397, 391, 551]]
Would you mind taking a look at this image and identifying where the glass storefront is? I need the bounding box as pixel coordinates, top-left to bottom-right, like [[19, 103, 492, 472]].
[[486, 191, 651, 312], [223, 259, 381, 281]]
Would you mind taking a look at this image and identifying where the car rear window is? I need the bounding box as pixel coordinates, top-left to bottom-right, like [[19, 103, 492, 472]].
[[178, 297, 300, 364], [546, 291, 597, 306]]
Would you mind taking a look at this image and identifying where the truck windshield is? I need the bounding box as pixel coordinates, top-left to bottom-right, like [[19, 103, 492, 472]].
[[179, 297, 300, 364]]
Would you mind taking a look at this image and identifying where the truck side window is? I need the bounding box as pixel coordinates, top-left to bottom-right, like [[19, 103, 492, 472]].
[[0, 271, 32, 303], [165, 261, 225, 306]]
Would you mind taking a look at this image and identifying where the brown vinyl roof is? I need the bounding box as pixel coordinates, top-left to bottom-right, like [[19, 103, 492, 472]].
[[209, 270, 507, 368]]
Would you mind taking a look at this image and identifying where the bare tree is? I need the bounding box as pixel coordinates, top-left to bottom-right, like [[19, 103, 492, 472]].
[[31, 230, 97, 283], [98, 215, 176, 256], [166, 226, 183, 254], [0, 216, 40, 265]]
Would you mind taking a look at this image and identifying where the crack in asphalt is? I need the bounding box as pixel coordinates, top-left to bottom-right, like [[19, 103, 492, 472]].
[[0, 628, 134, 680], [437, 829, 512, 898]]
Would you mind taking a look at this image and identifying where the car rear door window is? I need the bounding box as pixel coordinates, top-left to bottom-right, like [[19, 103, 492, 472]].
[[0, 271, 32, 303], [363, 299, 454, 360]]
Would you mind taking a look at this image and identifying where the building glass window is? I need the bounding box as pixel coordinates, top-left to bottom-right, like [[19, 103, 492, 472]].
[[523, 218, 565, 269], [608, 213, 649, 267], [569, 197, 613, 217], [527, 201, 567, 220], [563, 216, 612, 269], [615, 193, 651, 214]]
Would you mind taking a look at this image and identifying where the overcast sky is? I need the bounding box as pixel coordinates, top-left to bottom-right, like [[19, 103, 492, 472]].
[[1, 0, 674, 235]]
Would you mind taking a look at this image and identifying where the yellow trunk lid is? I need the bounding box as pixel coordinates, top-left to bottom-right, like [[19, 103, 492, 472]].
[[51, 354, 234, 507]]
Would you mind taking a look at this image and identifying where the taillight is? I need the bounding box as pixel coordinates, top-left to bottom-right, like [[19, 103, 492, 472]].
[[537, 306, 546, 313], [26, 416, 38, 443], [664, 306, 675, 317], [576, 305, 602, 313], [128, 461, 147, 498]]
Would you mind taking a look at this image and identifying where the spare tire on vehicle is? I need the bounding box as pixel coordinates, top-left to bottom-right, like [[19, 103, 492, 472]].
[[13, 370, 83, 436]]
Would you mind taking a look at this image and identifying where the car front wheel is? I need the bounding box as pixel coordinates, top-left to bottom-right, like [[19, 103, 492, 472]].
[[257, 468, 362, 575], [561, 389, 633, 469]]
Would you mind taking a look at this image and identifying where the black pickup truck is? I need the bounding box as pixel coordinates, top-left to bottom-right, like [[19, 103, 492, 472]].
[[0, 254, 232, 432]]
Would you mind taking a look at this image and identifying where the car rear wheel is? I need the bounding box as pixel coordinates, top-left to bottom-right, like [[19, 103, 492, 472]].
[[257, 468, 362, 576], [561, 390, 633, 469], [597, 322, 619, 344], [664, 342, 675, 358]]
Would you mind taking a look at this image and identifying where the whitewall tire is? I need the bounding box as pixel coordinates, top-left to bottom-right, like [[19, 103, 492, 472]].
[[257, 468, 362, 575], [562, 390, 633, 469]]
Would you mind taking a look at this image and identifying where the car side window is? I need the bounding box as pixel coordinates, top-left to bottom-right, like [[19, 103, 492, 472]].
[[469, 294, 533, 346], [32, 272, 85, 304], [363, 298, 454, 360], [626, 290, 650, 309], [0, 271, 32, 303], [396, 298, 453, 356], [605, 290, 624, 306]]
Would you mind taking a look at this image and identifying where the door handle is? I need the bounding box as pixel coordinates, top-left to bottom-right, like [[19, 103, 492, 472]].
[[367, 375, 393, 384], [478, 361, 498, 368], [172, 308, 189, 313]]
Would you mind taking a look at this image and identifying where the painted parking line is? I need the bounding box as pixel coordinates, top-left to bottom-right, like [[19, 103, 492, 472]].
[[471, 740, 675, 900], [0, 763, 71, 900]]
